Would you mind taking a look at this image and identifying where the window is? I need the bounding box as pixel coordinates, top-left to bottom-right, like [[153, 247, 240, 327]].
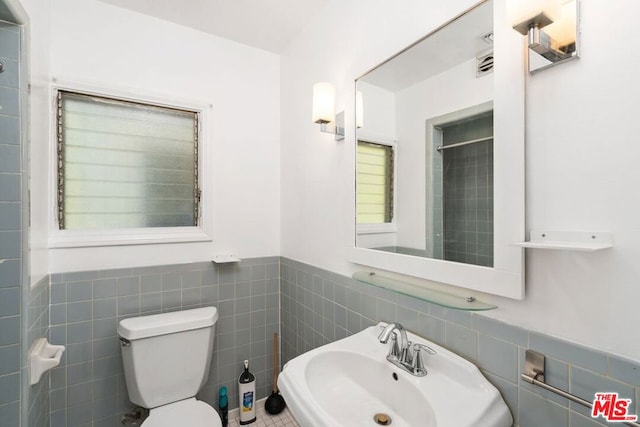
[[356, 140, 394, 224], [56, 90, 200, 231]]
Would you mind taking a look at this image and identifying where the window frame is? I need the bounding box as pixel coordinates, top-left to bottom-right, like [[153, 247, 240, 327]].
[[356, 132, 398, 235], [48, 80, 213, 248]]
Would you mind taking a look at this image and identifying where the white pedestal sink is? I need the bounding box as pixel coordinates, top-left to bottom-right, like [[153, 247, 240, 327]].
[[278, 322, 512, 427]]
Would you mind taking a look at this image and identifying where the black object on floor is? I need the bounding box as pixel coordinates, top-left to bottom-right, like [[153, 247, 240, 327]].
[[265, 333, 286, 415]]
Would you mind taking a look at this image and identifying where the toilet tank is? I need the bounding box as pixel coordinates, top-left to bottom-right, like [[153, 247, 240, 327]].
[[118, 307, 219, 409]]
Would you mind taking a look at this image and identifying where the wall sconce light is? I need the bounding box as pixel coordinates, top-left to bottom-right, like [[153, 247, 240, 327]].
[[312, 82, 344, 141], [512, 0, 579, 73]]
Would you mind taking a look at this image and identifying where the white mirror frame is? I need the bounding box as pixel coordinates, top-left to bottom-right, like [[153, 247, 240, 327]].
[[349, 0, 525, 300]]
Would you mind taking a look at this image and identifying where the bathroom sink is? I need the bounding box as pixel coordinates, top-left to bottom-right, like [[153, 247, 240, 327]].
[[278, 322, 512, 427]]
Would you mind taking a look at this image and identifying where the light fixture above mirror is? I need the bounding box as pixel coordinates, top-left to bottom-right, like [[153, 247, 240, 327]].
[[511, 0, 580, 73]]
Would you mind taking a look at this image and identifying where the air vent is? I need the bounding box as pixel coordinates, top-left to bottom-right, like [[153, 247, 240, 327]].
[[476, 53, 494, 77]]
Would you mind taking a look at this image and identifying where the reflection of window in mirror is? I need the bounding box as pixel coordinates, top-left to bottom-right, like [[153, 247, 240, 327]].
[[356, 140, 395, 225]]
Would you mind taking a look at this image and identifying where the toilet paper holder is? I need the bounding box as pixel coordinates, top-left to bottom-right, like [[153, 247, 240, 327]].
[[29, 338, 65, 385]]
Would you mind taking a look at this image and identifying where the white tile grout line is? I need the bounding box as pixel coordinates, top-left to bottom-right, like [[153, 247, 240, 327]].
[[228, 397, 300, 427]]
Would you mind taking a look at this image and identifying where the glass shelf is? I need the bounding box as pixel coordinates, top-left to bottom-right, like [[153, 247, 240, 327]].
[[352, 271, 497, 311]]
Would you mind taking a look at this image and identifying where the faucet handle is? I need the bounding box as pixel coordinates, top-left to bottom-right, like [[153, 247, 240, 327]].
[[413, 343, 437, 355], [411, 343, 436, 376]]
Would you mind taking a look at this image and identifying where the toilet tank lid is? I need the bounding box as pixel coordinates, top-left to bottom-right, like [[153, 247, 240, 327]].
[[118, 307, 218, 341]]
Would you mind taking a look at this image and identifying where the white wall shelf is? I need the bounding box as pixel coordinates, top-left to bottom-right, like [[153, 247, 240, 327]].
[[512, 231, 613, 251], [212, 255, 241, 264]]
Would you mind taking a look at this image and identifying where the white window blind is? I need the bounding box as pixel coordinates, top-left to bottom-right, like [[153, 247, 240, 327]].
[[57, 91, 199, 230], [356, 141, 394, 224]]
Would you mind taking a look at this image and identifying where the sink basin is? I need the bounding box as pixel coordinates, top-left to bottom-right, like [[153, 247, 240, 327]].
[[278, 322, 512, 427]]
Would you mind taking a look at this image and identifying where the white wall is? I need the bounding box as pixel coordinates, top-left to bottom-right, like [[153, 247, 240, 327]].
[[357, 81, 396, 140], [280, 0, 640, 362], [19, 0, 51, 284], [24, 0, 281, 274], [500, 0, 640, 360]]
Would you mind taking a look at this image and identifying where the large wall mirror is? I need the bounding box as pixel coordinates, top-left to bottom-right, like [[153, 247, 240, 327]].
[[350, 0, 525, 299]]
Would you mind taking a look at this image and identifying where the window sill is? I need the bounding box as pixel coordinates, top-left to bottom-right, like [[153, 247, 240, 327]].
[[357, 223, 398, 235], [48, 227, 212, 248]]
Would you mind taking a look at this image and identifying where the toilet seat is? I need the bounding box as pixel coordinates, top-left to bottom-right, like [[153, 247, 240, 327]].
[[143, 398, 222, 427]]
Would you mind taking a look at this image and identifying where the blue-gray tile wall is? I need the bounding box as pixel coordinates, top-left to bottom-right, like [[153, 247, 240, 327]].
[[48, 257, 280, 427], [280, 258, 640, 427], [0, 21, 22, 427], [441, 114, 494, 267], [440, 114, 493, 266], [0, 23, 20, 59]]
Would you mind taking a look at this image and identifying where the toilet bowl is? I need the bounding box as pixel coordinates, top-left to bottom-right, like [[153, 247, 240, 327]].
[[118, 307, 222, 426], [143, 398, 220, 427]]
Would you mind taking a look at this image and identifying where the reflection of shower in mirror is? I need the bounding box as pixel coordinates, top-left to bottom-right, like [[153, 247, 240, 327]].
[[433, 109, 493, 267]]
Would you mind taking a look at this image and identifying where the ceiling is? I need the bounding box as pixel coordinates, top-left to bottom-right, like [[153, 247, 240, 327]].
[[97, 0, 328, 54], [359, 0, 493, 92]]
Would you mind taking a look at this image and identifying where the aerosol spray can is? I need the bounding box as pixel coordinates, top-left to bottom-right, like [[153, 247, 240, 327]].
[[238, 360, 256, 425]]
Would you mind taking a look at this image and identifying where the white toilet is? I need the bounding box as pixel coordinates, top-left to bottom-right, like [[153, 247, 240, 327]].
[[118, 306, 222, 427]]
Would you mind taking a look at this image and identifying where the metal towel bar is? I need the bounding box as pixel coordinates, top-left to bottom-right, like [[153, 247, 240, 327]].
[[522, 350, 640, 427]]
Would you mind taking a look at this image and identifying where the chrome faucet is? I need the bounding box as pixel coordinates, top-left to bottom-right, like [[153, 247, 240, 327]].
[[378, 322, 436, 377], [378, 322, 410, 362]]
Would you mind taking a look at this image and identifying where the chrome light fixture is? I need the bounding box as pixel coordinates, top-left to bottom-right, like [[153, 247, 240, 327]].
[[312, 82, 344, 141], [512, 0, 579, 73]]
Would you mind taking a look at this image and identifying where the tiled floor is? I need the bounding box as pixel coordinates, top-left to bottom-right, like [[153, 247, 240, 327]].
[[228, 401, 300, 427]]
